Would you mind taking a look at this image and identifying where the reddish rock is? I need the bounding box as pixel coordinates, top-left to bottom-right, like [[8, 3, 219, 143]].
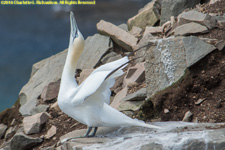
[[110, 87, 128, 109], [144, 26, 163, 34], [124, 63, 145, 86], [45, 125, 57, 139], [23, 112, 49, 135], [41, 81, 60, 101], [77, 69, 94, 84], [97, 20, 138, 51], [129, 26, 142, 37]]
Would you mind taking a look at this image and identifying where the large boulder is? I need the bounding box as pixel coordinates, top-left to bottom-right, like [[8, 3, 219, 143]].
[[145, 36, 216, 106], [77, 34, 113, 70], [19, 50, 67, 116], [127, 0, 161, 30], [160, 0, 201, 25], [97, 20, 137, 51]]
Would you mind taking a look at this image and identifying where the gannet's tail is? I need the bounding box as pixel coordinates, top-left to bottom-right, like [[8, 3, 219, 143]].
[[102, 103, 162, 129]]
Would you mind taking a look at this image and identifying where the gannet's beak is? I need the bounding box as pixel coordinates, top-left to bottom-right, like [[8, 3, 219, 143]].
[[69, 11, 79, 45]]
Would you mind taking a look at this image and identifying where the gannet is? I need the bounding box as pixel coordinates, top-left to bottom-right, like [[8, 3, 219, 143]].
[[58, 12, 161, 140]]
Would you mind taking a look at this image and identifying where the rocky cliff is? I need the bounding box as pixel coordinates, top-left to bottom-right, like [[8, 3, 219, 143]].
[[1, 0, 225, 149]]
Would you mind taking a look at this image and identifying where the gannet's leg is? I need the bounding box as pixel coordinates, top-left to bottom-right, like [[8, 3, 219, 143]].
[[88, 127, 98, 137], [61, 127, 93, 143], [84, 127, 93, 137]]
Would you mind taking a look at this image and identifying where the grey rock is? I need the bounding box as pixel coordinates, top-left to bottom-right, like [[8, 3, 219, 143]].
[[23, 112, 49, 135], [140, 143, 163, 150], [118, 100, 144, 112], [127, 0, 161, 30], [160, 0, 201, 25], [178, 10, 217, 29], [97, 20, 137, 52], [215, 40, 225, 51], [8, 132, 42, 150], [31, 104, 49, 115], [174, 22, 208, 36], [122, 88, 146, 101], [101, 52, 122, 64], [118, 23, 128, 32], [0, 124, 7, 139], [183, 36, 216, 67], [77, 34, 113, 70], [58, 122, 225, 150], [145, 37, 187, 106], [19, 50, 67, 116], [145, 36, 216, 106]]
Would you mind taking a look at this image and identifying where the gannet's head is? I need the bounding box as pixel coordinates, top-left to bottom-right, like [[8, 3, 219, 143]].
[[69, 12, 84, 56]]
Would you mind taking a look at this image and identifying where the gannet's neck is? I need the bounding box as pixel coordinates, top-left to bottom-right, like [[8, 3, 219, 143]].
[[61, 32, 84, 88]]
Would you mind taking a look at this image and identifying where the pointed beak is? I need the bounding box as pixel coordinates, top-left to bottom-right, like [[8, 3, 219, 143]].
[[70, 11, 79, 45]]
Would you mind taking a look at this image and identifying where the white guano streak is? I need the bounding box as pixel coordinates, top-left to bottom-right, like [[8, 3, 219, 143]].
[[156, 39, 176, 85]]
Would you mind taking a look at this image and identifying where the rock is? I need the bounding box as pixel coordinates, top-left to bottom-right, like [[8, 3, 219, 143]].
[[97, 20, 137, 51], [127, 0, 161, 30], [124, 63, 145, 86], [215, 40, 225, 51], [77, 34, 113, 70], [122, 88, 146, 101], [160, 0, 201, 25], [31, 104, 49, 115], [100, 52, 122, 65], [7, 132, 42, 150], [129, 26, 142, 37], [173, 22, 208, 36], [40, 145, 55, 150], [182, 111, 193, 122], [0, 124, 7, 139], [45, 125, 57, 139], [178, 10, 217, 29], [19, 50, 67, 116], [4, 126, 16, 139], [118, 23, 128, 32], [41, 81, 60, 101], [145, 37, 187, 105], [210, 0, 221, 4], [140, 142, 163, 150], [58, 122, 225, 150], [118, 99, 144, 112], [50, 101, 61, 112], [144, 26, 163, 34], [23, 112, 49, 135], [110, 87, 128, 109], [215, 16, 225, 26], [77, 69, 94, 84], [195, 98, 206, 105], [183, 36, 216, 67], [145, 36, 216, 106], [164, 109, 169, 114], [111, 75, 125, 94]]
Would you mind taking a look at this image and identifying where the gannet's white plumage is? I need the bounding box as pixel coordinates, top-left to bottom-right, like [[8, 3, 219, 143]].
[[58, 12, 160, 138]]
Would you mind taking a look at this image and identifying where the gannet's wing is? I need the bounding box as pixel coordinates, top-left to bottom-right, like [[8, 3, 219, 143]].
[[71, 56, 128, 106]]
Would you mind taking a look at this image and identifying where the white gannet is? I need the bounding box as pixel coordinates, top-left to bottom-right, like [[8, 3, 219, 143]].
[[58, 12, 161, 140]]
